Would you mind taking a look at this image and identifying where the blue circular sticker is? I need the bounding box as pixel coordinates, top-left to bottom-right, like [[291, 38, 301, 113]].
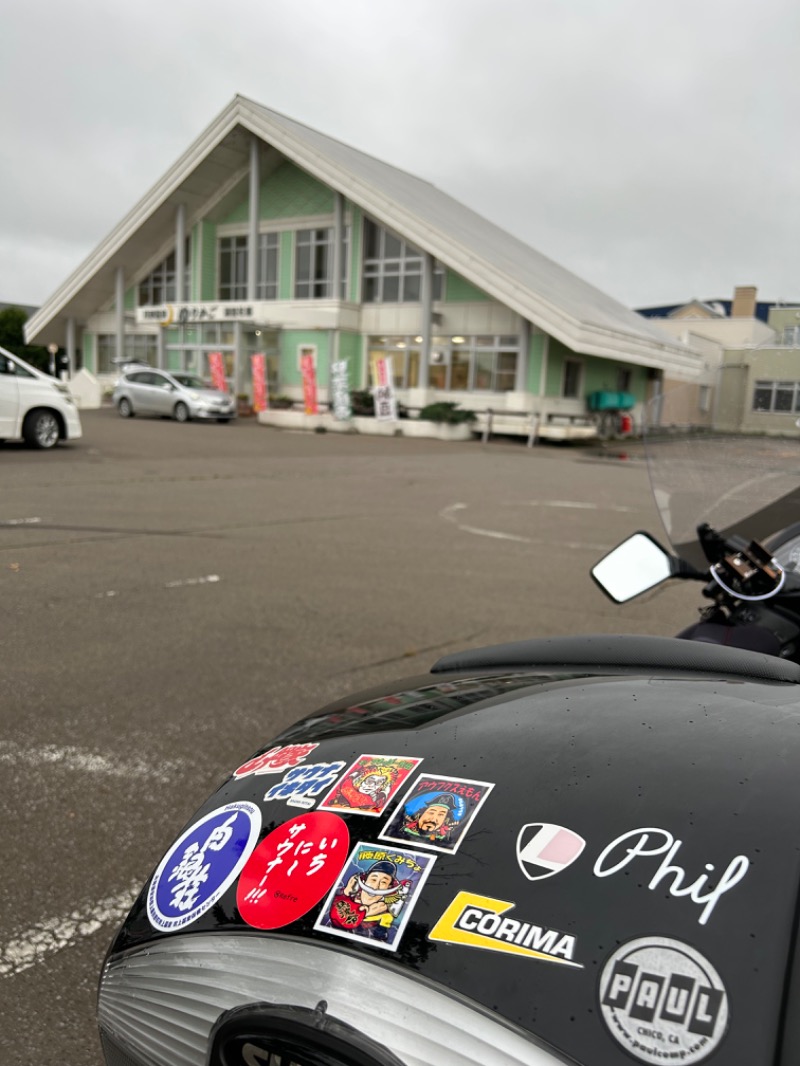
[[147, 801, 262, 932]]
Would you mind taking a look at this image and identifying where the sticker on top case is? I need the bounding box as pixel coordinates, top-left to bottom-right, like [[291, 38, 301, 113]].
[[313, 840, 435, 952], [317, 754, 423, 816], [237, 811, 350, 930], [147, 801, 261, 932], [379, 774, 494, 854], [263, 761, 347, 809]]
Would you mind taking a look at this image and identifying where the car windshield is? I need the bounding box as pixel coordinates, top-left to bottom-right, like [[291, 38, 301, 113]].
[[170, 374, 208, 390]]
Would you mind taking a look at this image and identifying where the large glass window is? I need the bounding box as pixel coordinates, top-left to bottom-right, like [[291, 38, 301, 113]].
[[425, 335, 519, 391], [362, 219, 442, 303], [295, 228, 333, 298], [138, 239, 191, 305], [219, 236, 249, 300], [97, 334, 158, 373], [257, 233, 279, 300], [562, 359, 583, 399], [753, 379, 800, 413]]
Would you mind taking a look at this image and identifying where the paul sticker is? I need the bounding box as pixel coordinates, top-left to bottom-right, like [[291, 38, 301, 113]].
[[317, 754, 422, 816], [313, 841, 434, 951], [516, 823, 585, 881], [237, 811, 349, 930], [147, 802, 261, 932], [599, 936, 728, 1062], [379, 774, 494, 854]]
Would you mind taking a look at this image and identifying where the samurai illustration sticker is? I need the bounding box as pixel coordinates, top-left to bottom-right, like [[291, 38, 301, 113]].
[[237, 811, 350, 930], [313, 841, 435, 951], [147, 801, 261, 932], [379, 774, 494, 854], [263, 761, 347, 809], [317, 754, 422, 816]]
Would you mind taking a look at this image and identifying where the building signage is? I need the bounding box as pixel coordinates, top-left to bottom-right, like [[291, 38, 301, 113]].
[[251, 353, 268, 412], [208, 351, 227, 393], [330, 360, 351, 420], [370, 355, 397, 421], [300, 346, 318, 414], [136, 302, 261, 325]]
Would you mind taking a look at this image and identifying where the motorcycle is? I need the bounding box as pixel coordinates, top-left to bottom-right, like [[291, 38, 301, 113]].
[[97, 361, 800, 1066]]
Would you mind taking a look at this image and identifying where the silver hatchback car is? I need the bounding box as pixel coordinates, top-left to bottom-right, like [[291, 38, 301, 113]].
[[112, 367, 237, 423]]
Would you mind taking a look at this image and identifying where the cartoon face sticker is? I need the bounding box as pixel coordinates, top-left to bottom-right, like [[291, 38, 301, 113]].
[[379, 775, 494, 854], [314, 842, 435, 952], [317, 754, 422, 816]]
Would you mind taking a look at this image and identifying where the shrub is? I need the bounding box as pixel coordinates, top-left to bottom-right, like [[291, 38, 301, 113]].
[[350, 389, 375, 416], [418, 401, 476, 425], [270, 395, 294, 409]]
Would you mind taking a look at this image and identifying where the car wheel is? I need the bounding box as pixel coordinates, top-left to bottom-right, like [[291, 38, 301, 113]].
[[174, 402, 190, 423], [117, 397, 134, 418], [22, 409, 60, 450]]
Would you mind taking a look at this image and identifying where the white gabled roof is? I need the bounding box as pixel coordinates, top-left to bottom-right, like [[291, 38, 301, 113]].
[[26, 94, 700, 373]]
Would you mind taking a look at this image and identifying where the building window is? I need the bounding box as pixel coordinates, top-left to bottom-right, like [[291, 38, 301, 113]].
[[367, 335, 520, 391], [138, 239, 191, 305], [781, 327, 800, 347], [562, 359, 583, 399], [295, 228, 333, 298], [97, 334, 158, 373], [362, 219, 443, 303], [753, 379, 800, 413], [219, 236, 249, 300], [257, 233, 279, 300]]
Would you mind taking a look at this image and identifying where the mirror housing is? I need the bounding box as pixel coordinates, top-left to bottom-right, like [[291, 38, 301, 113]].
[[591, 531, 676, 603]]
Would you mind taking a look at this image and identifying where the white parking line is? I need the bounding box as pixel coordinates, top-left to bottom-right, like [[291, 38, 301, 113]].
[[0, 517, 43, 526], [439, 503, 531, 543], [0, 742, 187, 786], [164, 573, 221, 588], [0, 884, 139, 978]]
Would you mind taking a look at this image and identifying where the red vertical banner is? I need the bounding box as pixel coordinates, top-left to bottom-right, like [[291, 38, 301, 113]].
[[251, 353, 268, 413], [208, 351, 227, 393], [300, 347, 318, 414]]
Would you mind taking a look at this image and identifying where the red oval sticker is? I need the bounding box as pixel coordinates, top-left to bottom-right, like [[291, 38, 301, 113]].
[[237, 812, 350, 930]]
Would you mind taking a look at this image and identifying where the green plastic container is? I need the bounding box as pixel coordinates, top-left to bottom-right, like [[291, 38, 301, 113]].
[[587, 391, 636, 412]]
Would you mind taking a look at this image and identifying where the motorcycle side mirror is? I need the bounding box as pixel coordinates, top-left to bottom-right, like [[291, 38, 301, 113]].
[[591, 531, 677, 603]]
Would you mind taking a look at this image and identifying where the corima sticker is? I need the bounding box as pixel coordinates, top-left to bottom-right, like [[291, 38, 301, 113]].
[[599, 936, 728, 1063], [516, 823, 586, 881], [148, 802, 261, 932], [428, 892, 582, 968], [379, 774, 494, 854]]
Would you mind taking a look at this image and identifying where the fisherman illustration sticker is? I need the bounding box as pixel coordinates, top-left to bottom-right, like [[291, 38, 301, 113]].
[[516, 823, 586, 880], [237, 811, 349, 930], [379, 774, 494, 854], [599, 936, 728, 1063], [147, 801, 261, 932], [314, 841, 435, 951], [317, 754, 423, 816]]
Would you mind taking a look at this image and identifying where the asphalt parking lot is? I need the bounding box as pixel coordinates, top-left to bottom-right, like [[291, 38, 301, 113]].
[[0, 409, 699, 1065]]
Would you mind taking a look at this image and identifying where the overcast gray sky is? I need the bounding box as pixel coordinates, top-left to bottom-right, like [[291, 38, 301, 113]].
[[3, 0, 799, 312]]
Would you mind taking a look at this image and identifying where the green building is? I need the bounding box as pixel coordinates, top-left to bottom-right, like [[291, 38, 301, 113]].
[[26, 95, 701, 435]]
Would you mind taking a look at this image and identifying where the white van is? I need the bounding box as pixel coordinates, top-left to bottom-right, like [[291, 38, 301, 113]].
[[0, 345, 83, 449]]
